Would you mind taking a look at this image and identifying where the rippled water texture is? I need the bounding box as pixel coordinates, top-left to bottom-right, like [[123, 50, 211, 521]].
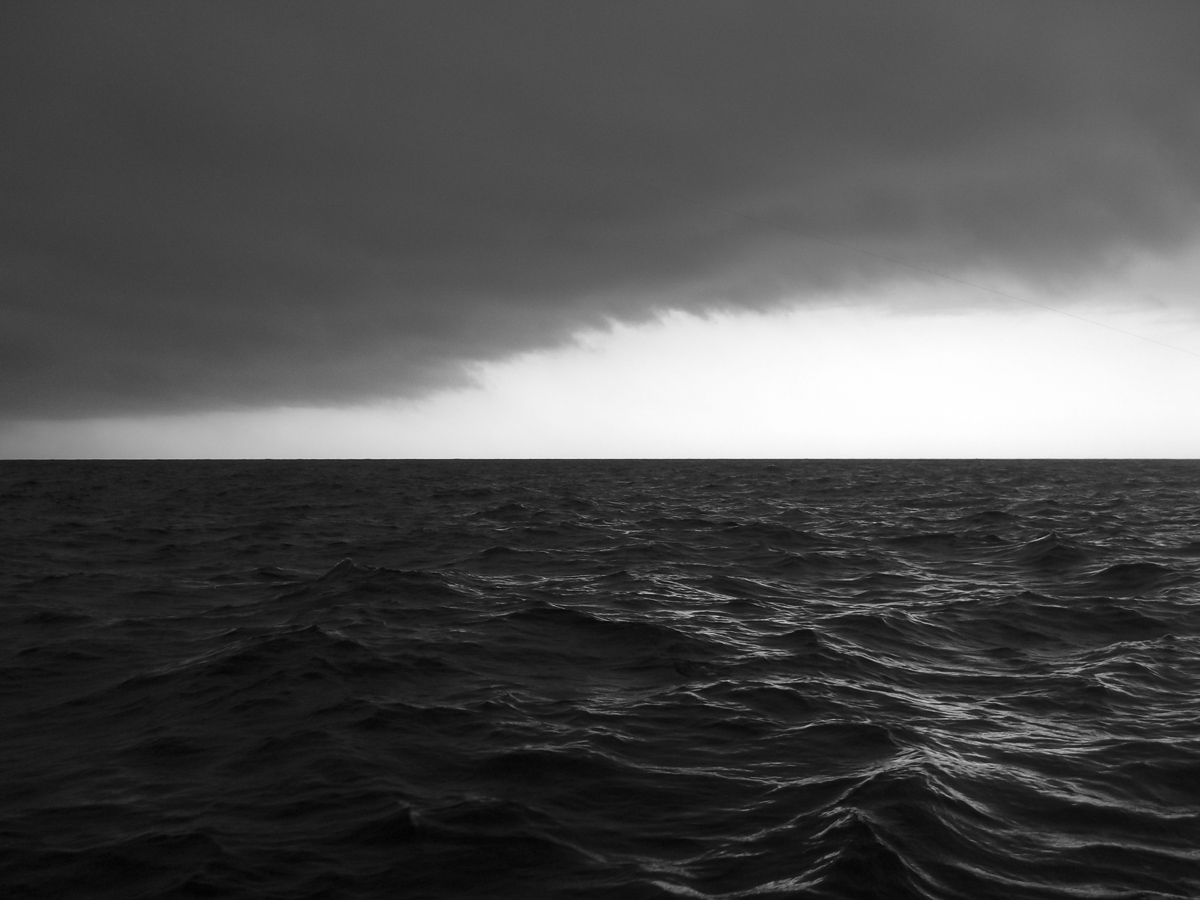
[[2, 460, 1200, 898]]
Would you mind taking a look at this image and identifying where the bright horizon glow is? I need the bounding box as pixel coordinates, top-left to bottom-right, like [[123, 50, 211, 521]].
[[3, 274, 1199, 459]]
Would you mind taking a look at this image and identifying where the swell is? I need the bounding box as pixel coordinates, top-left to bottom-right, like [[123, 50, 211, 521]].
[[2, 460, 1200, 899]]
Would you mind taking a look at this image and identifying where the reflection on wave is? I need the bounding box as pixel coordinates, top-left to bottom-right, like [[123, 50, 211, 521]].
[[2, 460, 1199, 898]]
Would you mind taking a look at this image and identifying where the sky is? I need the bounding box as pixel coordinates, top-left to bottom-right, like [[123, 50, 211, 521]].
[[3, 1, 1200, 458]]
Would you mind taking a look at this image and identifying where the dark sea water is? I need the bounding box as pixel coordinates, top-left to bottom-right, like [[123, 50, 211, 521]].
[[2, 460, 1200, 899]]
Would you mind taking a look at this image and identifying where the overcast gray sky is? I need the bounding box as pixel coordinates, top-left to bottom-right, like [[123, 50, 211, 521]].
[[3, 1, 1200, 428]]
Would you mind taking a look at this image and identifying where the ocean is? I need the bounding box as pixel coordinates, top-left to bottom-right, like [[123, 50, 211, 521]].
[[2, 459, 1198, 899]]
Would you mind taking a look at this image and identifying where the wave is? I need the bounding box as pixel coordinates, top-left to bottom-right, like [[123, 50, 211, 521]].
[[4, 459, 1200, 898]]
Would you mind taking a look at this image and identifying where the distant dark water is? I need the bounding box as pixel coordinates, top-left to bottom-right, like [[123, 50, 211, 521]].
[[2, 459, 1200, 899]]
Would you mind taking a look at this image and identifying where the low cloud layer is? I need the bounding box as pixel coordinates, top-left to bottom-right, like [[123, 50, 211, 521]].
[[3, 1, 1199, 417]]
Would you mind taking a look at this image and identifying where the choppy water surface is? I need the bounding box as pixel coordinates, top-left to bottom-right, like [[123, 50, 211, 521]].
[[2, 460, 1200, 899]]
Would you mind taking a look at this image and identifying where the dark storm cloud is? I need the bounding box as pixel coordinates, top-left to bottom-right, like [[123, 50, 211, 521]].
[[3, 1, 1199, 416]]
